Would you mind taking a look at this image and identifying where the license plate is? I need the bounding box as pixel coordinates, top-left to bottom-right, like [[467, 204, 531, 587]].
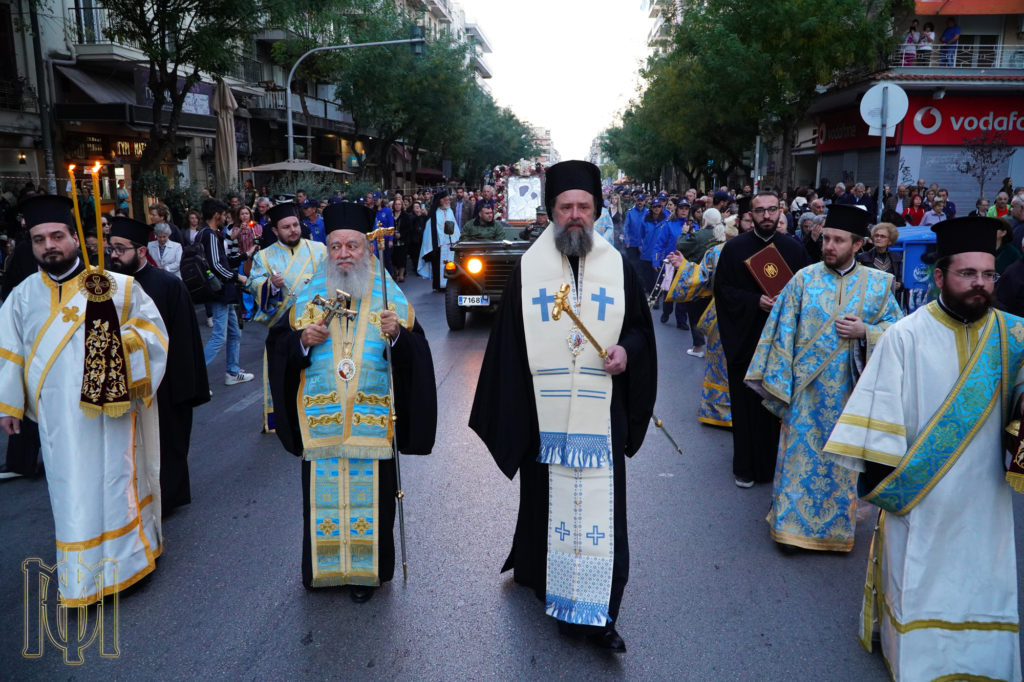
[[457, 295, 490, 306]]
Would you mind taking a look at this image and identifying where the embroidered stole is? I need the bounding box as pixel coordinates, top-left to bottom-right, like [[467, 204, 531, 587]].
[[25, 272, 149, 420], [865, 311, 1005, 514], [291, 267, 412, 462], [255, 240, 325, 432], [254, 240, 323, 327], [293, 266, 412, 587], [520, 226, 624, 626]]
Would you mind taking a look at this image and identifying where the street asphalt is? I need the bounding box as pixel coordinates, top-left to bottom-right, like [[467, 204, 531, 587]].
[[1, 273, 1022, 680]]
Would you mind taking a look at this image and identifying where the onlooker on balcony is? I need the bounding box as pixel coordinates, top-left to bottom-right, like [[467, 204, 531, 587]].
[[901, 21, 919, 66], [916, 22, 935, 66], [940, 17, 961, 67]]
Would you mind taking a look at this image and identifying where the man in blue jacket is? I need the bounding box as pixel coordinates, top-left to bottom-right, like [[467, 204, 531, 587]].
[[623, 193, 648, 271], [639, 198, 668, 300]]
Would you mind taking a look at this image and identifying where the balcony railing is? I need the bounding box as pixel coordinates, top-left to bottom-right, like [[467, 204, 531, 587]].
[[0, 78, 38, 113], [66, 5, 142, 49], [253, 90, 352, 125], [227, 56, 262, 84], [888, 44, 1024, 70]]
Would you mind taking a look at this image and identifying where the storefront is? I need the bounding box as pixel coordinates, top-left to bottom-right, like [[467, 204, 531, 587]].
[[814, 93, 1024, 207]]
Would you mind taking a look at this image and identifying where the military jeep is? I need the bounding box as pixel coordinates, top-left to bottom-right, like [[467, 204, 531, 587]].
[[443, 229, 530, 330]]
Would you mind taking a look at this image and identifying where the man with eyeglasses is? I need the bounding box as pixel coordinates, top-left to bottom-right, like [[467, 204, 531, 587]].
[[825, 216, 1024, 681], [107, 216, 209, 514], [745, 205, 902, 552], [714, 192, 808, 488]]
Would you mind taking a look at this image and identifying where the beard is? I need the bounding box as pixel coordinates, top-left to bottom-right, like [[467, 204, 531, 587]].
[[553, 218, 594, 258], [941, 280, 994, 321], [326, 250, 373, 300], [108, 253, 141, 274], [36, 250, 79, 276]]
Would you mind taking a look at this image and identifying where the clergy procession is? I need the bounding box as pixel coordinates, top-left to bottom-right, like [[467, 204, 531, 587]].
[[3, 160, 1024, 680]]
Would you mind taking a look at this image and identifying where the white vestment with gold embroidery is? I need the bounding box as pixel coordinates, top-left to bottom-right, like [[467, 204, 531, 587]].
[[826, 304, 1024, 681], [0, 270, 168, 605]]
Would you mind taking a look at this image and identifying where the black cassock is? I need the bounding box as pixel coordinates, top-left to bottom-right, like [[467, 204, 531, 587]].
[[133, 264, 210, 513], [469, 258, 656, 624], [713, 229, 808, 482], [266, 311, 436, 587]]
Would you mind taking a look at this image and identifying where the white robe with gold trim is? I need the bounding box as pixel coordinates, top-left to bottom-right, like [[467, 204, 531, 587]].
[[0, 270, 168, 605], [825, 303, 1023, 682]]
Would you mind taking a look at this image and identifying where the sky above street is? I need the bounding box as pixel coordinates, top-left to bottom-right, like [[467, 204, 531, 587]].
[[457, 0, 653, 161]]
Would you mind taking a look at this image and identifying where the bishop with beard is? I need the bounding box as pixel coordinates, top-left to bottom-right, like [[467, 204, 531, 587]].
[[470, 160, 657, 652], [266, 201, 436, 603]]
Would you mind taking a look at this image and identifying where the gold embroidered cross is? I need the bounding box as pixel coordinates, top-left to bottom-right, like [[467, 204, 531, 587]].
[[317, 518, 338, 535], [61, 305, 80, 322], [351, 517, 372, 535]]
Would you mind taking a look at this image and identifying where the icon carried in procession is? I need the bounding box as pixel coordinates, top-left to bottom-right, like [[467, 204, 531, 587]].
[[551, 282, 607, 358]]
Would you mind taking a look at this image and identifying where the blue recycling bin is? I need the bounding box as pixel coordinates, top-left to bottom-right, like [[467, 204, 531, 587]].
[[893, 225, 937, 313]]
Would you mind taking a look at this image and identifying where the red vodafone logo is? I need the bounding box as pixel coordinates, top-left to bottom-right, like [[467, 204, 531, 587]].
[[912, 106, 942, 135], [903, 97, 1024, 145]]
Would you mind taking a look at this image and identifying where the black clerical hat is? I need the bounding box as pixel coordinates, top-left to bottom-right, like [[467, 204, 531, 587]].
[[824, 203, 872, 239], [109, 216, 151, 246], [267, 202, 300, 228], [544, 160, 602, 218], [932, 217, 1001, 258], [323, 201, 374, 234], [736, 195, 751, 216], [19, 194, 75, 230]]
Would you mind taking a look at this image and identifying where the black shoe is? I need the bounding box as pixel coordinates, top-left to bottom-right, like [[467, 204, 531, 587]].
[[588, 627, 626, 653], [659, 313, 669, 324], [676, 322, 689, 330], [350, 586, 375, 603], [651, 302, 660, 310]]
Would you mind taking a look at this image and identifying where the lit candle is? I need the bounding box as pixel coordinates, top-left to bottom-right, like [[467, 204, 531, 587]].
[[67, 164, 91, 269], [90, 161, 104, 271]]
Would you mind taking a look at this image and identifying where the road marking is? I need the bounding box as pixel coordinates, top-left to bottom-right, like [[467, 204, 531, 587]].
[[224, 390, 263, 414]]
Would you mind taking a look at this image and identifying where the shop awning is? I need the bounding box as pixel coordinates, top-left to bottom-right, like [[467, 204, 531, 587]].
[[56, 66, 135, 104]]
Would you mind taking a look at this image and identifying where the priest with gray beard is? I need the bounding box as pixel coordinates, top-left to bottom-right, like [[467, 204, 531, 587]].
[[470, 160, 657, 653], [266, 201, 436, 603]]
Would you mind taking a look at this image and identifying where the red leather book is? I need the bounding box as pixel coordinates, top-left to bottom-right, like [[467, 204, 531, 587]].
[[744, 243, 794, 298]]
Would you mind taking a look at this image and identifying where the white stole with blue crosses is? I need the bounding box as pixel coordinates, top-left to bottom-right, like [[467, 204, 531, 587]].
[[520, 225, 623, 626]]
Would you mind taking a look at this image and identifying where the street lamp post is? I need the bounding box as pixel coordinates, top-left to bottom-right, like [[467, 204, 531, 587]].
[[286, 28, 425, 161]]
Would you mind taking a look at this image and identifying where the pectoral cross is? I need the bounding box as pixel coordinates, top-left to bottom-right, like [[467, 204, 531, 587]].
[[311, 290, 356, 326], [552, 282, 607, 358]]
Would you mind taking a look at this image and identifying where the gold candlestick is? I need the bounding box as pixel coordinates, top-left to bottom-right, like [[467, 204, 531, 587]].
[[89, 161, 104, 270]]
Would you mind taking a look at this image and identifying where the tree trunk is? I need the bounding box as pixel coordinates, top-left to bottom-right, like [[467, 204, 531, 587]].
[[777, 123, 796, 195]]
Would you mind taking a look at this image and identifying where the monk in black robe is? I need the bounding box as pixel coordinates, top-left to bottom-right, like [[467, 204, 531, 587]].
[[266, 201, 436, 602], [713, 192, 808, 487], [108, 217, 210, 514], [470, 161, 656, 653]]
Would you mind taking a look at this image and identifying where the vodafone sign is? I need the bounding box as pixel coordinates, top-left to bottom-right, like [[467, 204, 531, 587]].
[[902, 97, 1024, 146]]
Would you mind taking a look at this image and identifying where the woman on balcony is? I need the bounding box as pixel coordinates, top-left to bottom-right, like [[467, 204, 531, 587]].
[[901, 21, 919, 66], [916, 22, 934, 66]]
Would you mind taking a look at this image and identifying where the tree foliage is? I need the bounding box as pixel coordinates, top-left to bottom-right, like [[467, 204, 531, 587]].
[[269, 0, 533, 185], [102, 0, 260, 173], [604, 0, 911, 190]]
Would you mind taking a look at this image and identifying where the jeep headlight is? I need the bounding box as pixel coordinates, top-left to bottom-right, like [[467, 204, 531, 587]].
[[467, 257, 483, 275]]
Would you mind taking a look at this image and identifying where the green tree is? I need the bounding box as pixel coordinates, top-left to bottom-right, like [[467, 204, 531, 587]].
[[606, 0, 911, 190], [102, 0, 261, 174], [452, 88, 536, 185]]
